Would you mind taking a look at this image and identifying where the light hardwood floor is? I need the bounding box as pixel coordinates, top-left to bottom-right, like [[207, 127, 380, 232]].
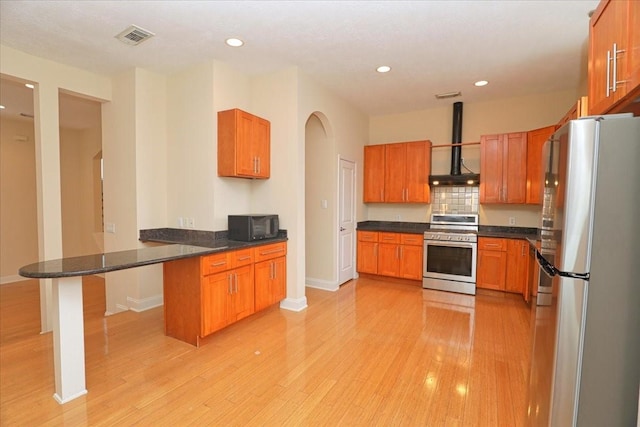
[[1, 276, 533, 426]]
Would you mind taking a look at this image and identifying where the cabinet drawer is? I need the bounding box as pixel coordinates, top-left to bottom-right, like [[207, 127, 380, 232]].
[[230, 248, 253, 267], [379, 232, 400, 244], [254, 242, 287, 263], [201, 252, 230, 276], [358, 230, 379, 242], [400, 233, 423, 246], [478, 237, 507, 251]]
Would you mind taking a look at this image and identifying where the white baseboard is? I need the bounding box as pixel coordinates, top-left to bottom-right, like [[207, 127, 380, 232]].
[[305, 277, 339, 292], [0, 275, 30, 285], [279, 296, 308, 312], [126, 294, 164, 312]]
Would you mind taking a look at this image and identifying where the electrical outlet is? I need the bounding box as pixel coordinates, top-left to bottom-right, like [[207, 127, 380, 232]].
[[105, 222, 116, 234], [396, 214, 402, 221], [509, 217, 516, 226], [186, 217, 195, 228], [178, 217, 184, 228]]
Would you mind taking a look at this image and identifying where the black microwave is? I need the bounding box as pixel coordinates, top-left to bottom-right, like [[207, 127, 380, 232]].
[[228, 215, 279, 242]]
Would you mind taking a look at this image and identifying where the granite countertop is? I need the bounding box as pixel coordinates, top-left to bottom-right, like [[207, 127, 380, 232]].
[[357, 221, 540, 241], [19, 228, 288, 279]]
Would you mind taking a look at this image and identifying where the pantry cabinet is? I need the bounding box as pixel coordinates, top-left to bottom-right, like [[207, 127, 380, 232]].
[[588, 0, 640, 115], [363, 140, 431, 204], [218, 108, 270, 179], [480, 133, 527, 204]]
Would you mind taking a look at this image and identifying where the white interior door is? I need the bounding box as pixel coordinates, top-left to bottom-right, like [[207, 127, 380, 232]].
[[338, 158, 355, 284]]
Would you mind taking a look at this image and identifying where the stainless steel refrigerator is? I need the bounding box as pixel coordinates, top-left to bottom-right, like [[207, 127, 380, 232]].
[[527, 114, 640, 426]]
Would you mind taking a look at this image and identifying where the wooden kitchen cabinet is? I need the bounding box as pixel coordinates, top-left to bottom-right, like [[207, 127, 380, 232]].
[[384, 141, 431, 203], [357, 230, 424, 280], [202, 264, 254, 336], [505, 239, 529, 298], [218, 108, 270, 179], [357, 231, 379, 274], [476, 237, 507, 291], [163, 242, 286, 346], [526, 125, 556, 205], [399, 234, 423, 280], [480, 133, 527, 204], [588, 0, 640, 115], [364, 141, 431, 204], [254, 242, 287, 311], [363, 145, 385, 202], [357, 231, 423, 281], [377, 232, 401, 276]]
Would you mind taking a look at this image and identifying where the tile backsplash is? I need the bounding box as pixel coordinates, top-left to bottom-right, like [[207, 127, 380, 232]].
[[432, 186, 479, 214]]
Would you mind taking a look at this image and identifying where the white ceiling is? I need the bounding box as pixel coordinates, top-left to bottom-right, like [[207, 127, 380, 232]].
[[0, 0, 599, 120]]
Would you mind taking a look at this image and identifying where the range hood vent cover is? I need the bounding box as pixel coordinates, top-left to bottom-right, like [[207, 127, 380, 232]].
[[429, 101, 480, 186]]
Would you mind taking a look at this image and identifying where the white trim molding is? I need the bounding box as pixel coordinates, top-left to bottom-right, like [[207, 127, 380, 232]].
[[126, 294, 163, 313], [279, 296, 308, 312], [306, 277, 339, 292]]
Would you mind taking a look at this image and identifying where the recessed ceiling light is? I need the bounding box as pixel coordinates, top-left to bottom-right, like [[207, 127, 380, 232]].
[[25, 83, 35, 89], [226, 38, 244, 47], [376, 65, 391, 73], [0, 105, 5, 109], [474, 80, 489, 87]]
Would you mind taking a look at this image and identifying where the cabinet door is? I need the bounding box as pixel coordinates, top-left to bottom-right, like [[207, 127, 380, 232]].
[[405, 141, 430, 203], [252, 116, 270, 178], [235, 110, 257, 176], [480, 134, 504, 203], [271, 256, 286, 303], [357, 241, 378, 274], [202, 272, 232, 336], [476, 249, 507, 291], [504, 133, 527, 203], [254, 258, 286, 312], [232, 265, 254, 321], [363, 145, 385, 202], [526, 126, 555, 205], [377, 243, 400, 277], [399, 244, 423, 280], [627, 0, 640, 94], [589, 0, 629, 114], [384, 143, 407, 202], [505, 239, 528, 295]]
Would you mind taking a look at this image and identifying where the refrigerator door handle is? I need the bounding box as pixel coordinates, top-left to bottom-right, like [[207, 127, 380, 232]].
[[535, 250, 590, 281]]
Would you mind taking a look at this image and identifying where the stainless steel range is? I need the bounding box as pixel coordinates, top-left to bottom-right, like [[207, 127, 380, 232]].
[[423, 213, 478, 295]]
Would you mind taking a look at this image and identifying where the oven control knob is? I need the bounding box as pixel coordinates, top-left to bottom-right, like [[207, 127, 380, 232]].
[[444, 236, 451, 240], [432, 235, 439, 240]]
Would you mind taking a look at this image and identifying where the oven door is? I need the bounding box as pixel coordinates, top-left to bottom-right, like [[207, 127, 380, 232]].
[[423, 239, 477, 284]]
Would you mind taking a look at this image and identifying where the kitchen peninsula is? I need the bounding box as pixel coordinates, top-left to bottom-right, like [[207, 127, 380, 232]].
[[18, 230, 287, 404]]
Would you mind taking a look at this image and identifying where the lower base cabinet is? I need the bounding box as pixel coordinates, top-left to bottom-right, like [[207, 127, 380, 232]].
[[356, 231, 423, 281], [477, 237, 531, 302], [164, 241, 286, 346]]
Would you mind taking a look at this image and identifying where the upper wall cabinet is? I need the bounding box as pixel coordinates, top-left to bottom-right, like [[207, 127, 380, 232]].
[[218, 108, 270, 179], [526, 125, 556, 205], [480, 133, 527, 204], [588, 0, 640, 115], [364, 140, 431, 204]]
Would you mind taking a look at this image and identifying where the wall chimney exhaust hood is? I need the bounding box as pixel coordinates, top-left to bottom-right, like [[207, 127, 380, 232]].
[[429, 101, 480, 186]]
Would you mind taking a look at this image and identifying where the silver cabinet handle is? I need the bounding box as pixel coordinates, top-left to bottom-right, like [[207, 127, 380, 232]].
[[257, 157, 261, 174], [611, 42, 626, 93], [234, 273, 238, 293], [606, 48, 612, 98], [211, 261, 227, 267], [228, 274, 233, 294]]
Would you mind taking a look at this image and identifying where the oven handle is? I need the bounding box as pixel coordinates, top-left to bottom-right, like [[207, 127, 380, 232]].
[[424, 240, 476, 249]]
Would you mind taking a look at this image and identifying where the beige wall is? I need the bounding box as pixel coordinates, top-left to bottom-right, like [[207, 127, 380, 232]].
[[60, 124, 102, 258], [367, 88, 580, 227], [0, 118, 38, 282]]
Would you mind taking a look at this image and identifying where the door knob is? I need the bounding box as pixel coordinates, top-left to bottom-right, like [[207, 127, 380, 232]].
[[340, 227, 346, 231]]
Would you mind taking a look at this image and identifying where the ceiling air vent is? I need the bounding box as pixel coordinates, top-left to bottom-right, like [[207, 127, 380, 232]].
[[115, 25, 155, 46]]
